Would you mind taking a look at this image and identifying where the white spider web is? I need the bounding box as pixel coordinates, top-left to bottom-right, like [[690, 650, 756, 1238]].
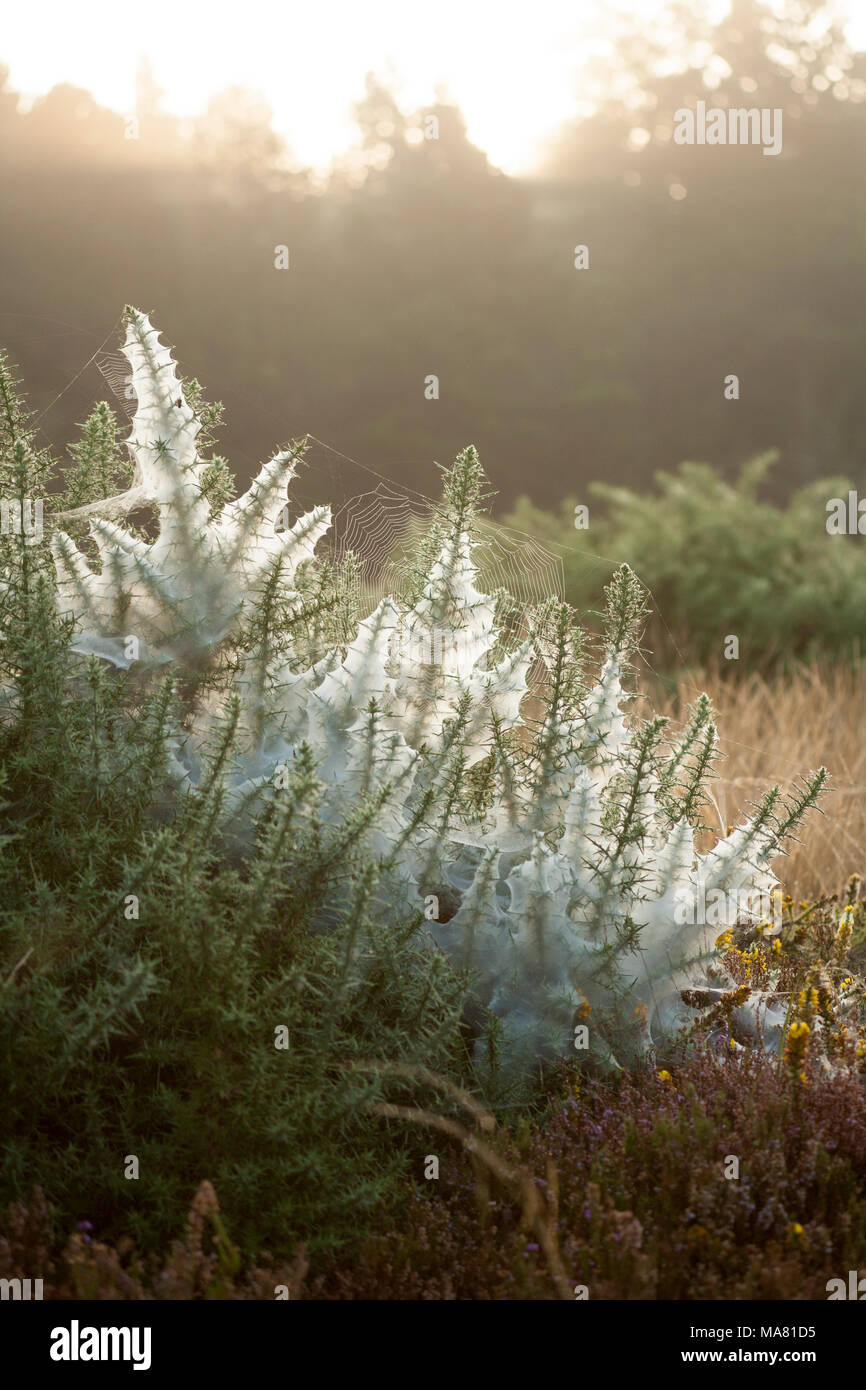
[[328, 479, 564, 628], [93, 351, 138, 418]]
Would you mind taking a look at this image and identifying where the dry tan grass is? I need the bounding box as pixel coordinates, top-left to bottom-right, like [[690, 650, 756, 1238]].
[[644, 662, 866, 900]]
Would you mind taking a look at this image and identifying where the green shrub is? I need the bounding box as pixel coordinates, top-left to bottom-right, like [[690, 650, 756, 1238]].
[[503, 452, 866, 669], [0, 655, 467, 1258], [0, 350, 466, 1260]]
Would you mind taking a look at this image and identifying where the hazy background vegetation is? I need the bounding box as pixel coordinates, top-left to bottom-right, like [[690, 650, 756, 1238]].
[[2, 0, 864, 507]]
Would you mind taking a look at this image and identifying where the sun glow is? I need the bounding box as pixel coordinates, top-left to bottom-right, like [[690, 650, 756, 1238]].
[[2, 0, 690, 174]]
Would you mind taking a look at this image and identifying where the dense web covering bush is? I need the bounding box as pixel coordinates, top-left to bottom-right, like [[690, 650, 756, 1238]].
[[46, 310, 826, 1078]]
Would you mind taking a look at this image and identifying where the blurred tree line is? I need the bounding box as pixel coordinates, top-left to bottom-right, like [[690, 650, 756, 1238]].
[[0, 0, 863, 514]]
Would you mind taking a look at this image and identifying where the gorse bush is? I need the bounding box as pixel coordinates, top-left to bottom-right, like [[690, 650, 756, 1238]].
[[504, 452, 866, 669], [0, 341, 466, 1258], [0, 620, 467, 1258], [0, 310, 837, 1261], [45, 310, 826, 1076]]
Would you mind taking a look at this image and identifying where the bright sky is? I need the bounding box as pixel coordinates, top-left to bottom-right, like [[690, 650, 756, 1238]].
[[2, 0, 863, 173]]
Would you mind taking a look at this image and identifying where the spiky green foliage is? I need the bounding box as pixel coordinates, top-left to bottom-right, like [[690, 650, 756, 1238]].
[[0, 336, 469, 1258], [0, 566, 466, 1258], [33, 310, 827, 1086], [63, 401, 133, 511]]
